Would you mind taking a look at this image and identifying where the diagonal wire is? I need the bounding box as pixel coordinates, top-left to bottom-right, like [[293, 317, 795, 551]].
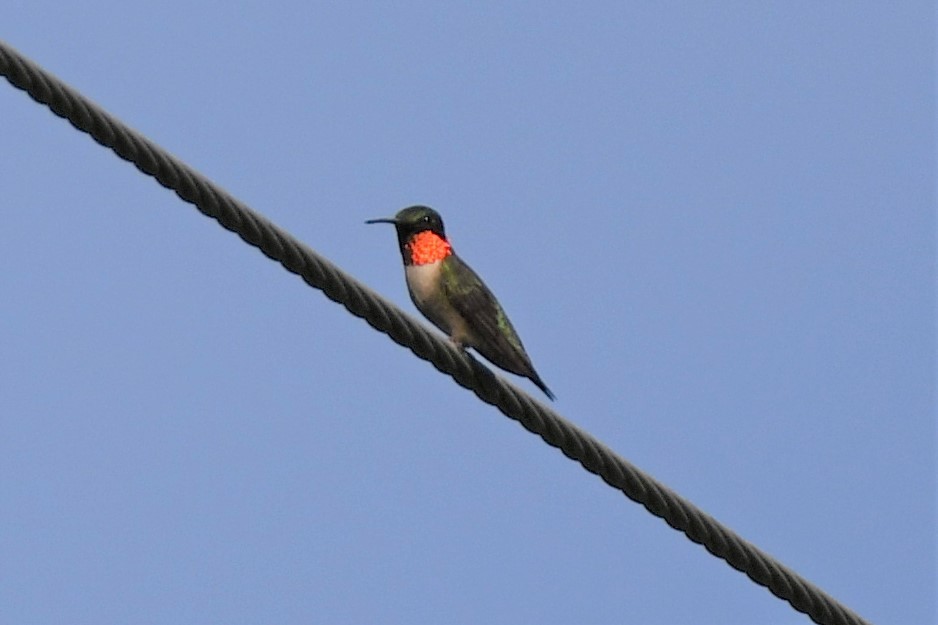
[[1, 39, 871, 625]]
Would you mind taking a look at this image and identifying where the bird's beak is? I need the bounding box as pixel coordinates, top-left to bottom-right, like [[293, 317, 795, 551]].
[[365, 217, 397, 225]]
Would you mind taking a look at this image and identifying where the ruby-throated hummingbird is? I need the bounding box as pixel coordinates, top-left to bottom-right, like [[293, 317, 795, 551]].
[[366, 205, 555, 400]]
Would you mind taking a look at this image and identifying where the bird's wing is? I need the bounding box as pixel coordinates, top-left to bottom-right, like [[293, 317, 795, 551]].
[[440, 254, 534, 377]]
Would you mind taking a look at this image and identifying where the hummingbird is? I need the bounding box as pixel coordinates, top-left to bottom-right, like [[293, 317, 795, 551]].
[[366, 205, 555, 400]]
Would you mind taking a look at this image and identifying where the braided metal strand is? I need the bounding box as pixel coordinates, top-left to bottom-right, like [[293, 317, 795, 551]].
[[1, 39, 871, 625]]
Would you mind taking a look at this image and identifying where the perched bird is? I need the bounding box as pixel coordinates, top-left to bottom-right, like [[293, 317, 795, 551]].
[[366, 205, 554, 400]]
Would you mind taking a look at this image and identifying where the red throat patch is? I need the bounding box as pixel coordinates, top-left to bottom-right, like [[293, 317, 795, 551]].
[[407, 231, 452, 265]]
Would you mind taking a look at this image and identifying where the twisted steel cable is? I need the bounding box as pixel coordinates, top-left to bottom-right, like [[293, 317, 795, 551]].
[[1, 39, 871, 625]]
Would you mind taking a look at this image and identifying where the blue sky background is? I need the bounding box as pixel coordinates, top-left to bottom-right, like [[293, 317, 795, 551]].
[[2, 3, 934, 624]]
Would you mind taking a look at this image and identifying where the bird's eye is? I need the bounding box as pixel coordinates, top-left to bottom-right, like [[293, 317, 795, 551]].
[[423, 215, 431, 223]]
